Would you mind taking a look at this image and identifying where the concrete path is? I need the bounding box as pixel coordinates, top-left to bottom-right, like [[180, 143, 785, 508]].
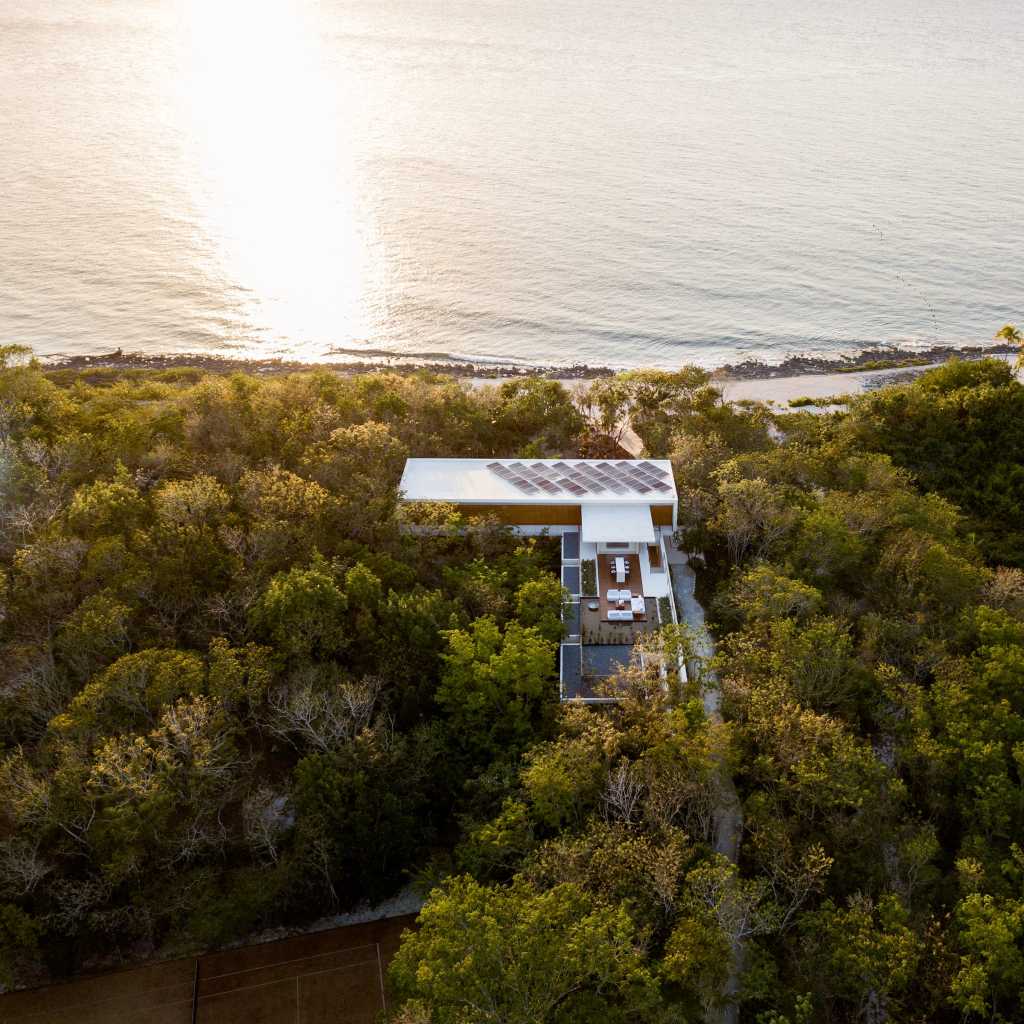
[[665, 545, 720, 720], [667, 545, 744, 1024]]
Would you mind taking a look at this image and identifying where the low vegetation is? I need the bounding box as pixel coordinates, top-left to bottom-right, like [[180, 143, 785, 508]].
[[581, 559, 597, 597], [787, 394, 852, 408], [835, 356, 931, 373]]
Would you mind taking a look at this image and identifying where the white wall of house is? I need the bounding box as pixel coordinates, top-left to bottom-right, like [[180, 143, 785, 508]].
[[597, 541, 638, 555]]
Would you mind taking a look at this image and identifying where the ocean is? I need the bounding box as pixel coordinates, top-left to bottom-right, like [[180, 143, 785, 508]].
[[1, 0, 1021, 370]]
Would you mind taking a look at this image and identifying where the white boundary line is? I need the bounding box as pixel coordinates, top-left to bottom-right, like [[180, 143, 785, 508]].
[[375, 943, 386, 1012], [198, 959, 380, 1003], [201, 942, 378, 983]]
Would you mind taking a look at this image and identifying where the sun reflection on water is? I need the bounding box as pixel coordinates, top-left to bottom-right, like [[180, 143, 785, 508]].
[[177, 0, 378, 358]]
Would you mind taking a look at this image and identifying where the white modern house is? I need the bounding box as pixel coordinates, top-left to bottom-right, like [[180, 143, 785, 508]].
[[398, 458, 682, 701]]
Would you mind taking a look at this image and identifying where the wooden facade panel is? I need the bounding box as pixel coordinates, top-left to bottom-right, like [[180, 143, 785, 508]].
[[651, 505, 673, 526], [417, 501, 674, 528], [455, 503, 582, 526]]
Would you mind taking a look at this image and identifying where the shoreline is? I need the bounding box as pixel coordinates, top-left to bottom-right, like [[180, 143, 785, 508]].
[[39, 341, 1019, 391]]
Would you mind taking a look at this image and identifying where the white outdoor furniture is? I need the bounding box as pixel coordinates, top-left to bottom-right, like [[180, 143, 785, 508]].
[[614, 556, 626, 583], [630, 595, 646, 615], [608, 608, 634, 622], [606, 589, 620, 603]]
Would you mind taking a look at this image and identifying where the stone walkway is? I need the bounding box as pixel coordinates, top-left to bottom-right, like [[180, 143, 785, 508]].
[[667, 544, 744, 1024]]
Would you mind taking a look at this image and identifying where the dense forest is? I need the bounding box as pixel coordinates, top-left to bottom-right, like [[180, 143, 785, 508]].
[[2, 347, 1024, 1023]]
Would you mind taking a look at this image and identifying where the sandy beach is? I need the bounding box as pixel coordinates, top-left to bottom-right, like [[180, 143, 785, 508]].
[[40, 344, 1021, 410]]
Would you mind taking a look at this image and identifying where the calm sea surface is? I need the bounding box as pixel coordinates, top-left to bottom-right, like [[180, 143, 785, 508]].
[[1, 0, 1022, 370]]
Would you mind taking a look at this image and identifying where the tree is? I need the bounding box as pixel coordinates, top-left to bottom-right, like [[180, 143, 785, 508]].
[[302, 420, 407, 519], [717, 564, 822, 627], [86, 695, 244, 881], [799, 894, 921, 1023], [0, 903, 42, 989], [994, 323, 1023, 367], [513, 573, 565, 643], [952, 888, 1024, 1020], [53, 648, 205, 738], [435, 617, 557, 763], [389, 876, 660, 1024], [266, 672, 380, 751], [65, 464, 147, 538], [248, 555, 348, 661], [844, 358, 1024, 565], [152, 474, 230, 531], [293, 728, 437, 905], [520, 724, 614, 829], [711, 475, 797, 564], [524, 822, 693, 935], [490, 379, 585, 457]]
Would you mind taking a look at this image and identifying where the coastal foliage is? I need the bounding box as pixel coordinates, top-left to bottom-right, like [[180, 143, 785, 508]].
[[392, 359, 1024, 1023], [3, 354, 1024, 1024], [0, 358, 579, 983]]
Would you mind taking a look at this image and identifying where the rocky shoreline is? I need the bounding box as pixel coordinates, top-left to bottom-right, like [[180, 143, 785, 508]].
[[41, 349, 616, 381], [40, 342, 1018, 384], [711, 342, 1018, 380]]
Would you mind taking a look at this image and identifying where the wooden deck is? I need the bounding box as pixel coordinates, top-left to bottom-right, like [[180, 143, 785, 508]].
[[596, 553, 646, 620]]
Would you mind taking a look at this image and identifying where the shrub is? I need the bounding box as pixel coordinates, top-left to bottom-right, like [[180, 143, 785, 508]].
[[581, 560, 597, 596]]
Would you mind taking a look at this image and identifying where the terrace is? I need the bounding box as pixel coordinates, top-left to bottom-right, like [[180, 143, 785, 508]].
[[560, 526, 677, 702]]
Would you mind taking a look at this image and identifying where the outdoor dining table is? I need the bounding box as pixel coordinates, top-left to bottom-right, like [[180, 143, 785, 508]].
[[614, 556, 626, 583]]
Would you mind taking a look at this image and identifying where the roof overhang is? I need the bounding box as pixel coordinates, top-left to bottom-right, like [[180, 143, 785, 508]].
[[399, 459, 677, 505], [581, 504, 656, 545]]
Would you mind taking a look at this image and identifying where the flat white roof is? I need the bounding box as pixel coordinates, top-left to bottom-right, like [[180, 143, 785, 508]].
[[581, 503, 655, 544], [399, 459, 677, 505]]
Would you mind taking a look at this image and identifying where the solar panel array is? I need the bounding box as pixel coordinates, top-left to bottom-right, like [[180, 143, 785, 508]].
[[486, 460, 673, 497]]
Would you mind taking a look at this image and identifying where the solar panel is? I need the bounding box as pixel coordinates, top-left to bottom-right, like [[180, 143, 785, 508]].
[[484, 459, 671, 500]]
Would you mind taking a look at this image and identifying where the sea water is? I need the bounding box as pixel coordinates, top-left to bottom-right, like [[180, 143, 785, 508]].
[[1, 0, 1021, 369]]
